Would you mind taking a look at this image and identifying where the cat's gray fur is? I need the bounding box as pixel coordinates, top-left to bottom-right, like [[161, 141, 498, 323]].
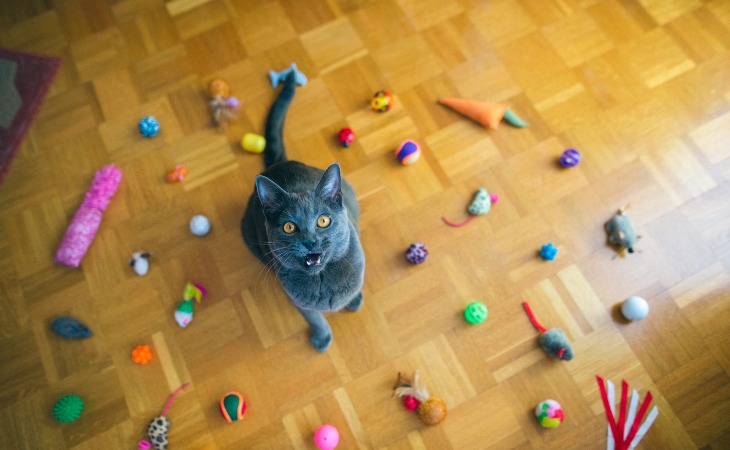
[[241, 73, 365, 352]]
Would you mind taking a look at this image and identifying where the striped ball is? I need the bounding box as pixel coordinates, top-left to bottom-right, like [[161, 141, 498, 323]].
[[559, 148, 581, 167], [396, 140, 421, 165]]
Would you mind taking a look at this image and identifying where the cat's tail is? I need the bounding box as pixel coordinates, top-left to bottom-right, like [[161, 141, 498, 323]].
[[263, 72, 297, 168]]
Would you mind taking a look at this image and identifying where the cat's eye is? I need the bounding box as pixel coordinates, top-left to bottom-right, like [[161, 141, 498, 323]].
[[316, 215, 331, 228], [283, 221, 298, 234]]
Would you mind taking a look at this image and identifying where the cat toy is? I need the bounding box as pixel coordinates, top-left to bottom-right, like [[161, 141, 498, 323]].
[[596, 376, 658, 450], [464, 301, 488, 325], [220, 392, 246, 423], [189, 215, 211, 236], [372, 90, 393, 112], [621, 296, 649, 321], [139, 383, 190, 450], [174, 282, 207, 328], [165, 165, 188, 183], [395, 139, 420, 165], [521, 301, 574, 361], [313, 424, 340, 450], [439, 97, 527, 130], [53, 394, 84, 423], [540, 243, 558, 261], [405, 242, 428, 265], [338, 128, 355, 147], [269, 63, 307, 87], [207, 79, 240, 129], [441, 187, 498, 227], [535, 399, 564, 428], [139, 116, 160, 137], [560, 148, 581, 168], [393, 371, 447, 426], [51, 316, 92, 338], [130, 251, 151, 276], [604, 206, 639, 255], [132, 345, 153, 365], [54, 164, 122, 268], [242, 133, 266, 153]]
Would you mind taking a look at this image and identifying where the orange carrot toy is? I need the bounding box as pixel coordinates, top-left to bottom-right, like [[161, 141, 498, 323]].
[[439, 97, 527, 130]]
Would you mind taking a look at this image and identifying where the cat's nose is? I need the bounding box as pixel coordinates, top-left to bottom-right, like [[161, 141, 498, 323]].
[[302, 240, 317, 250]]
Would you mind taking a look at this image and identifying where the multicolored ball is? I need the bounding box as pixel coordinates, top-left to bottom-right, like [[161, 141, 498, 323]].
[[220, 392, 246, 423], [559, 148, 581, 168], [535, 399, 564, 428], [371, 90, 393, 112], [396, 139, 421, 165], [405, 242, 428, 264], [138, 116, 160, 138]]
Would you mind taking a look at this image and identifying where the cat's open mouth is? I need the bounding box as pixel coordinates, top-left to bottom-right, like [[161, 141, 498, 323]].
[[305, 253, 323, 266]]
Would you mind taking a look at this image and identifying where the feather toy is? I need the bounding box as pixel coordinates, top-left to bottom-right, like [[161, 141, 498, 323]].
[[596, 376, 658, 450], [393, 371, 447, 426]]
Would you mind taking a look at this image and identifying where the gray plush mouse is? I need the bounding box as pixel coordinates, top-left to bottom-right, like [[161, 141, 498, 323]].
[[604, 206, 639, 255]]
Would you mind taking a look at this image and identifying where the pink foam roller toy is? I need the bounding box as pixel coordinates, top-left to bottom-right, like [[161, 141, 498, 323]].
[[54, 164, 122, 268]]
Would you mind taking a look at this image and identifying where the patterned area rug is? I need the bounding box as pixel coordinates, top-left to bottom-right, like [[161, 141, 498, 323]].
[[0, 48, 61, 185]]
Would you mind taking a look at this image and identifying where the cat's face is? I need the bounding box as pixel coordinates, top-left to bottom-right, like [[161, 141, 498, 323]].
[[256, 164, 350, 274]]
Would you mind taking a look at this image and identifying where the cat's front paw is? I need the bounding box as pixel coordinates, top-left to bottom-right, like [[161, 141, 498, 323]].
[[310, 331, 333, 352], [346, 292, 363, 312]]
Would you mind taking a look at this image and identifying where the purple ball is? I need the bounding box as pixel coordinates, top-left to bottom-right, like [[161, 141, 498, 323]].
[[405, 243, 428, 264], [560, 148, 581, 168], [225, 97, 240, 109]]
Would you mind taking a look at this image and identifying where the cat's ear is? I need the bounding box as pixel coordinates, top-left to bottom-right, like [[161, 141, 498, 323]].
[[256, 175, 288, 213], [315, 163, 342, 204]]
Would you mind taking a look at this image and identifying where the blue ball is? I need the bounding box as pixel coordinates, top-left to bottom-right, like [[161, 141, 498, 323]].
[[138, 116, 160, 137], [540, 243, 558, 261]]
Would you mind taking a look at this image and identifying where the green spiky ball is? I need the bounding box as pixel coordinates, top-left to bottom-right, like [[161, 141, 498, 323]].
[[53, 394, 84, 423]]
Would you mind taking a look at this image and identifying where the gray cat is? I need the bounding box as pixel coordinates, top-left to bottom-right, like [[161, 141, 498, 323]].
[[241, 73, 365, 352]]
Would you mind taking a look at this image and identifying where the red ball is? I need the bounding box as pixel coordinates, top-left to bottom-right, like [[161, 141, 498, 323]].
[[402, 395, 421, 411], [338, 128, 355, 147]]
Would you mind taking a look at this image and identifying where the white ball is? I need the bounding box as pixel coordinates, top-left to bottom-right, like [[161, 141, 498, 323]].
[[621, 296, 649, 321], [189, 215, 211, 236]]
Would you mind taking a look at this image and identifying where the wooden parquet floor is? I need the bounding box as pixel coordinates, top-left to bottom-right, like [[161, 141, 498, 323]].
[[1, 0, 729, 449]]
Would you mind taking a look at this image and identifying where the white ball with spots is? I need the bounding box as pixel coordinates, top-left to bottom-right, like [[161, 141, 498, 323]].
[[621, 296, 649, 321], [189, 215, 211, 236]]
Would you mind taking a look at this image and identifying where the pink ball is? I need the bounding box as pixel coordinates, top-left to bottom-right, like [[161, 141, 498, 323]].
[[314, 424, 340, 450]]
